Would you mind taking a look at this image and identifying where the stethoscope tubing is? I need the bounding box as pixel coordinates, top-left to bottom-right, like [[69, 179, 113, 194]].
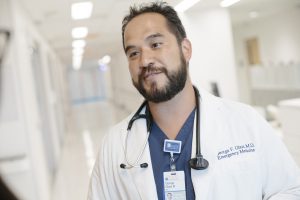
[[123, 129, 150, 169]]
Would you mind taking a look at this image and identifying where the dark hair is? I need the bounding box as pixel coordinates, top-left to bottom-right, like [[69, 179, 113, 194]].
[[121, 1, 187, 50]]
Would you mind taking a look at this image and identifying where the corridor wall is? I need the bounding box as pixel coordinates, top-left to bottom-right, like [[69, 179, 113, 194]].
[[233, 7, 300, 104], [0, 0, 69, 199], [181, 8, 239, 101]]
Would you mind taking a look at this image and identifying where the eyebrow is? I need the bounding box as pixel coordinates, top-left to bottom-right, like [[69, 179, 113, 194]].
[[124, 33, 164, 54], [146, 33, 164, 40]]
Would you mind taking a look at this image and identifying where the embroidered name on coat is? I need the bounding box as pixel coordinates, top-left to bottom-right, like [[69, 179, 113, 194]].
[[217, 143, 255, 160]]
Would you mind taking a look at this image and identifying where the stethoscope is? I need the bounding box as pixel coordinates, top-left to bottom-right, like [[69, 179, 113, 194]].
[[120, 86, 209, 170]]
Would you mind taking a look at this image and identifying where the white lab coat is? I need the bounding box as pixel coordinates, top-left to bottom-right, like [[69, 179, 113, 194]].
[[88, 89, 300, 200]]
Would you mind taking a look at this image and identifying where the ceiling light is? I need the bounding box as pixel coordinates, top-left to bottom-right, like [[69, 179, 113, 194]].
[[71, 2, 93, 20], [220, 0, 241, 8], [72, 48, 84, 56], [72, 40, 86, 48], [175, 0, 201, 12], [249, 11, 259, 18], [73, 56, 82, 70], [102, 55, 111, 64], [72, 27, 88, 39], [98, 55, 111, 65]]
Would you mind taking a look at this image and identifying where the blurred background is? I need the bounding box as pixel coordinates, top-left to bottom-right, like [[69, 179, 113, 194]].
[[0, 0, 300, 199]]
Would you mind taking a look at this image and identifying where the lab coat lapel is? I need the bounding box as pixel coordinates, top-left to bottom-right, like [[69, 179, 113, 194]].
[[191, 88, 223, 199], [125, 110, 158, 199]]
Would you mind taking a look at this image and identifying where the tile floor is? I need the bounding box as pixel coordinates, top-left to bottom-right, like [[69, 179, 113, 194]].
[[51, 101, 129, 200]]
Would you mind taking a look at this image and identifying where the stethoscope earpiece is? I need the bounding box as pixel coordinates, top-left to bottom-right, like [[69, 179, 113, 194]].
[[140, 163, 148, 168], [120, 163, 126, 169], [189, 156, 209, 170], [120, 163, 148, 169]]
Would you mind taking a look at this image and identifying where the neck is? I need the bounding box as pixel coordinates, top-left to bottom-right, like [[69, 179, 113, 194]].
[[148, 80, 196, 139]]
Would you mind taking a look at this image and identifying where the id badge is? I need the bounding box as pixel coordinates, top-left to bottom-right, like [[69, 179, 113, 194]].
[[164, 139, 182, 154], [163, 171, 186, 200]]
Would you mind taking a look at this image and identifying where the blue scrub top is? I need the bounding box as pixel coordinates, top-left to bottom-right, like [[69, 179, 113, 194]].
[[148, 109, 195, 200]]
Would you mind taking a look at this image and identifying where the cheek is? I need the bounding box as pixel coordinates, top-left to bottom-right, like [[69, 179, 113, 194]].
[[128, 64, 139, 79], [165, 50, 183, 67], [165, 43, 181, 59]]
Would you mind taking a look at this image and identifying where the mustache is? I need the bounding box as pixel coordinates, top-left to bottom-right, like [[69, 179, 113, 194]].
[[140, 66, 167, 77]]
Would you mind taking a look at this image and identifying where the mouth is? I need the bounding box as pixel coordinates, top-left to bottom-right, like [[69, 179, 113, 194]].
[[143, 71, 162, 79], [142, 67, 164, 80]]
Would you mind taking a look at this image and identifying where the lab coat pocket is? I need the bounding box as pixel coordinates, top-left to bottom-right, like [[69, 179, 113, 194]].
[[207, 157, 263, 200]]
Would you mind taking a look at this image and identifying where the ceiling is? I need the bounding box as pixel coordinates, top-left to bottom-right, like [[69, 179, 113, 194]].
[[17, 0, 300, 68]]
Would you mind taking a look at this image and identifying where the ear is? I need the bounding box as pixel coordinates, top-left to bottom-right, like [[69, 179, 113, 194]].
[[181, 38, 192, 62]]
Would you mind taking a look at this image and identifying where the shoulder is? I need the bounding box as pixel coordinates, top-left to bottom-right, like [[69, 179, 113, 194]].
[[221, 96, 270, 133], [201, 89, 271, 140], [201, 89, 260, 122], [220, 97, 260, 120]]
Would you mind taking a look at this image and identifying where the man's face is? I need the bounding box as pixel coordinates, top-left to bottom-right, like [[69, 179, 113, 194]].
[[123, 13, 190, 103]]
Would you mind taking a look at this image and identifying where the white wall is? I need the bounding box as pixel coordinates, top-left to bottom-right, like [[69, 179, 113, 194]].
[[0, 0, 69, 199], [181, 8, 239, 101], [233, 7, 300, 104]]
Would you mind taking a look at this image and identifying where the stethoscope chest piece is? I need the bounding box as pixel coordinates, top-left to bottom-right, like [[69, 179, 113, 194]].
[[189, 155, 209, 170]]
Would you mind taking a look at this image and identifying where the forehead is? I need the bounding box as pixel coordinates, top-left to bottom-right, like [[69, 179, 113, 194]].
[[124, 12, 171, 42]]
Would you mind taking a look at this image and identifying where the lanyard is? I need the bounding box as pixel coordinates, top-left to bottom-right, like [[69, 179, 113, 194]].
[[163, 139, 182, 171], [170, 152, 176, 171]]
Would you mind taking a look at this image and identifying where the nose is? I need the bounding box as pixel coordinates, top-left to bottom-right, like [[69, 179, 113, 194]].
[[139, 48, 154, 69]]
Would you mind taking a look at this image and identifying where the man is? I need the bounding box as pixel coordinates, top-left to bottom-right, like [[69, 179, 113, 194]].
[[88, 2, 300, 199]]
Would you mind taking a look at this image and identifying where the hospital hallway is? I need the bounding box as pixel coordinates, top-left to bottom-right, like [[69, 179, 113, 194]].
[[1, 0, 300, 199]]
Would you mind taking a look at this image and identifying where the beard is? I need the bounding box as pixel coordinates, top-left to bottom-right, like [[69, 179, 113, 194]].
[[132, 55, 187, 103]]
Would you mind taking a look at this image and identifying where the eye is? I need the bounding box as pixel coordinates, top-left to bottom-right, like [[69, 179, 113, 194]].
[[127, 50, 139, 59], [151, 42, 162, 49]]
